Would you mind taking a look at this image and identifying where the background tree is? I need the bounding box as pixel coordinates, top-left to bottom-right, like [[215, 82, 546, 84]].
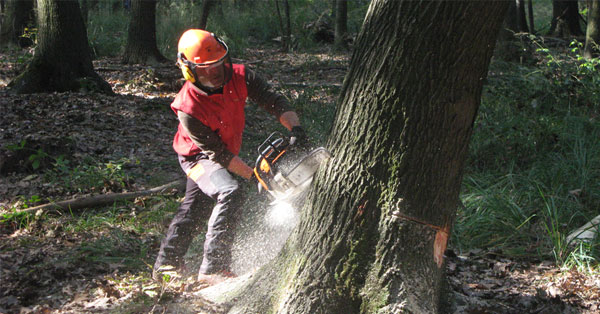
[[549, 0, 584, 37], [122, 0, 166, 65], [334, 0, 348, 49], [8, 0, 111, 94], [527, 0, 535, 33], [584, 0, 600, 59], [199, 0, 217, 30], [516, 0, 529, 33], [496, 0, 530, 62], [0, 0, 35, 48], [228, 0, 508, 312], [274, 0, 291, 51], [504, 0, 529, 34]]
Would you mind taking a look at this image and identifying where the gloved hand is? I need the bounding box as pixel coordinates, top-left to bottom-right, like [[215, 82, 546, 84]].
[[289, 126, 308, 147]]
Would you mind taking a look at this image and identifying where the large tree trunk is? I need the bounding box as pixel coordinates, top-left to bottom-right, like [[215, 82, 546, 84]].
[[334, 0, 348, 49], [227, 0, 508, 313], [548, 0, 584, 37], [7, 0, 112, 94], [122, 0, 166, 65], [0, 0, 35, 48], [585, 0, 600, 59]]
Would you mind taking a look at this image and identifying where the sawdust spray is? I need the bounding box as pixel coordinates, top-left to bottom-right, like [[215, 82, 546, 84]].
[[230, 191, 306, 275]]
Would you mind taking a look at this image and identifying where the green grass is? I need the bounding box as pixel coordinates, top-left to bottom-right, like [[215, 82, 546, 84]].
[[453, 38, 600, 270], [87, 8, 128, 58]]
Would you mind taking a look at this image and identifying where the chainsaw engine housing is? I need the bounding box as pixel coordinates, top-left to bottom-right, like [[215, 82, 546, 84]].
[[253, 132, 330, 200]]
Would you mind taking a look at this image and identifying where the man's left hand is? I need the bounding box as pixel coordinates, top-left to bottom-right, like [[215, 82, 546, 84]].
[[290, 126, 307, 146]]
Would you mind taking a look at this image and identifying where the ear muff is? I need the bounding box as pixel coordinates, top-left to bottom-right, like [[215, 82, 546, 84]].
[[181, 64, 196, 83], [177, 52, 196, 83]]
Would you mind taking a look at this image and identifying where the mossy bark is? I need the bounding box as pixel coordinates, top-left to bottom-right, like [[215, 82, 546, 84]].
[[228, 1, 508, 313], [122, 0, 166, 65], [8, 0, 112, 94]]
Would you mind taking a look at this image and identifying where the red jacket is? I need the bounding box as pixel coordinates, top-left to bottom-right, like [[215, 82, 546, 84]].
[[171, 64, 248, 156]]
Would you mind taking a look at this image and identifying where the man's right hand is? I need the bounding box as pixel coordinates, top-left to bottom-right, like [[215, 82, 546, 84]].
[[250, 172, 263, 194]]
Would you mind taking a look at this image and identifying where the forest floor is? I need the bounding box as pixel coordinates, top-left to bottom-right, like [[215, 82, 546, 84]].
[[1, 45, 599, 314]]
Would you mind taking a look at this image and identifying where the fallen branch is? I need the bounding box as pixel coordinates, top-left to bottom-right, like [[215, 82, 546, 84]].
[[16, 179, 186, 215]]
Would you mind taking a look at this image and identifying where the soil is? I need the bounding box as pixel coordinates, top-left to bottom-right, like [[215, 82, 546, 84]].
[[0, 46, 598, 314]]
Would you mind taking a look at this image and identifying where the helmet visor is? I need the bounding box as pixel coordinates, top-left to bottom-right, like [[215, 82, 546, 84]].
[[193, 56, 232, 89]]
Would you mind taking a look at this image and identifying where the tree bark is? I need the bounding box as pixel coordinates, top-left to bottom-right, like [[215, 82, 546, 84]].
[[334, 0, 348, 49], [549, 0, 584, 37], [122, 0, 166, 65], [585, 0, 600, 59], [228, 0, 508, 313], [0, 0, 35, 48], [7, 0, 112, 94]]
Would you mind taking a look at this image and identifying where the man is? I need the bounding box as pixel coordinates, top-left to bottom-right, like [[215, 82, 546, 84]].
[[153, 29, 306, 284]]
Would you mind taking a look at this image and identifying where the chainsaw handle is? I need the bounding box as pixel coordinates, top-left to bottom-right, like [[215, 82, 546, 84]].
[[256, 132, 287, 154]]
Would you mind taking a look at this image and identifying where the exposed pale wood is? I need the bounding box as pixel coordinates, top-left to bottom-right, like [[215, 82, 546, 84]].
[[567, 214, 600, 244]]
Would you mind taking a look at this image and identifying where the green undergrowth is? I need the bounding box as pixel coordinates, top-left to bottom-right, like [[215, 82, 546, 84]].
[[87, 0, 369, 59], [453, 41, 600, 272]]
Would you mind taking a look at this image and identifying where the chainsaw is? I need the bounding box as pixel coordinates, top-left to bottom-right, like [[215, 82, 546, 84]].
[[253, 132, 331, 201]]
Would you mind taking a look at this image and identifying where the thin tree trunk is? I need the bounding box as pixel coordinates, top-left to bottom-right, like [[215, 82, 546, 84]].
[[585, 0, 600, 59], [8, 0, 112, 94], [273, 0, 289, 51], [199, 0, 216, 29], [528, 0, 535, 33], [284, 0, 291, 50], [227, 0, 508, 313], [122, 0, 166, 65], [334, 0, 348, 49]]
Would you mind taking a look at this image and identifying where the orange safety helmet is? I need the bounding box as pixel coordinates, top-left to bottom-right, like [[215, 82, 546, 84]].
[[177, 29, 232, 92]]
